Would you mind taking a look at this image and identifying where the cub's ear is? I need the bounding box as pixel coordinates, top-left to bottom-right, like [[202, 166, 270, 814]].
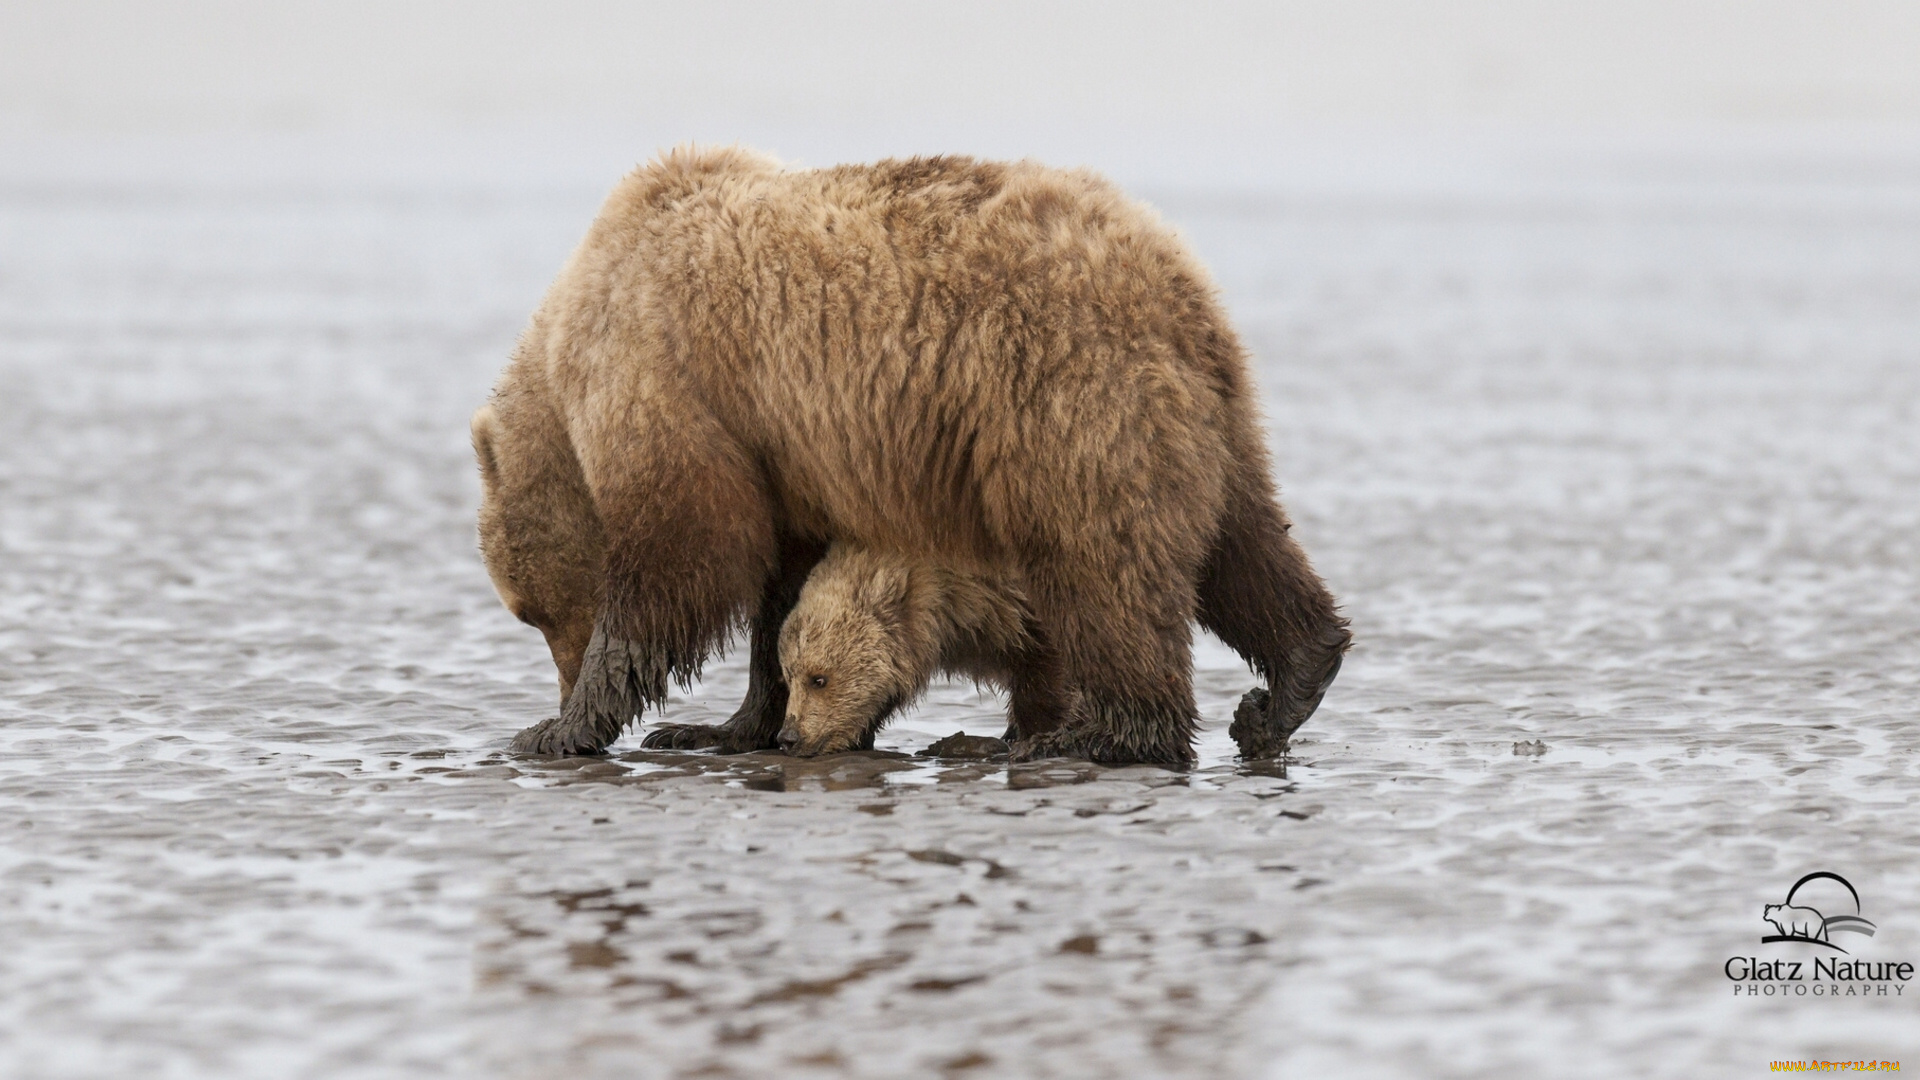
[[471, 404, 501, 485], [861, 564, 914, 630]]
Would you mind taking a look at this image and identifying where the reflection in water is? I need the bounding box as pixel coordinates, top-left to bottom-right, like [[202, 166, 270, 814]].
[[3, 135, 1919, 1077]]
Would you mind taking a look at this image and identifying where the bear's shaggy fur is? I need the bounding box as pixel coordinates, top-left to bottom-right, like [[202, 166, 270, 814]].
[[776, 544, 1038, 756], [475, 146, 1349, 764]]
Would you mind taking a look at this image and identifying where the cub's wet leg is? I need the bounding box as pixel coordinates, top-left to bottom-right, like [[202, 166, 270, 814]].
[[643, 534, 826, 752]]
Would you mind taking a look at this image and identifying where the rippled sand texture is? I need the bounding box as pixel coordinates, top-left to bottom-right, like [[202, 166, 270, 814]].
[[2, 134, 1917, 1078]]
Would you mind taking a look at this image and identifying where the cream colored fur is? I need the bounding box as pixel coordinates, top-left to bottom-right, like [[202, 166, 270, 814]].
[[777, 544, 1032, 755]]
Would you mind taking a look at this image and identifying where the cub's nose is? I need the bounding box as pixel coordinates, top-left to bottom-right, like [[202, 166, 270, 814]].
[[776, 726, 800, 754]]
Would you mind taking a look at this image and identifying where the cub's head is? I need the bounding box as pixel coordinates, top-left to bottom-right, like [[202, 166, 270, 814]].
[[776, 549, 922, 756], [472, 388, 605, 703]]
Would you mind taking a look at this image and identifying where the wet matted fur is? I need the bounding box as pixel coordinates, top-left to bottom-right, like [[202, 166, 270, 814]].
[[475, 146, 1350, 764]]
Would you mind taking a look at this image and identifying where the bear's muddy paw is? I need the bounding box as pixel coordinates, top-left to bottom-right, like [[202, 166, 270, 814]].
[[1006, 730, 1067, 763], [639, 722, 734, 751], [1234, 630, 1349, 761], [510, 716, 609, 757], [1229, 687, 1289, 760], [1010, 726, 1192, 766], [1008, 727, 1115, 764]]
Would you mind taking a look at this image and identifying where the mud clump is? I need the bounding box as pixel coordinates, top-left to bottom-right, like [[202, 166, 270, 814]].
[[918, 732, 1010, 761]]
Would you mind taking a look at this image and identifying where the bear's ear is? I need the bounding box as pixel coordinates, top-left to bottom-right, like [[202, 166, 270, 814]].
[[471, 404, 501, 486], [862, 564, 913, 630]]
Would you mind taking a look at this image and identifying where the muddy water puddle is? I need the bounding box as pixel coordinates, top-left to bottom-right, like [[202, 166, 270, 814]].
[[4, 133, 1919, 1077]]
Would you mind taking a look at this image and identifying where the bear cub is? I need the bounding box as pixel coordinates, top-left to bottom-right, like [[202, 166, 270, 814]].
[[776, 544, 1040, 756]]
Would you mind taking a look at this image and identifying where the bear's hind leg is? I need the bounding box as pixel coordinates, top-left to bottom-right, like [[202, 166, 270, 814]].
[[1011, 571, 1200, 766], [1196, 491, 1350, 759], [643, 533, 826, 752]]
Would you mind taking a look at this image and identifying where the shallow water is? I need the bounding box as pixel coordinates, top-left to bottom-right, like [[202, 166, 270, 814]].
[[2, 132, 1918, 1078]]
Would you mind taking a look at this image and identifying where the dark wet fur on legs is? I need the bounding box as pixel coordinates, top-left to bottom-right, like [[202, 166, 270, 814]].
[[1224, 620, 1349, 759], [511, 410, 779, 756], [1197, 470, 1352, 760], [511, 483, 776, 757], [1010, 692, 1199, 766], [510, 621, 668, 755], [1003, 614, 1071, 741], [644, 535, 826, 753]]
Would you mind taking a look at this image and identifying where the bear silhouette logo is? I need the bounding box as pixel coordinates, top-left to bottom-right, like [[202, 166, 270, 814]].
[[1761, 872, 1876, 953], [1763, 904, 1827, 942]]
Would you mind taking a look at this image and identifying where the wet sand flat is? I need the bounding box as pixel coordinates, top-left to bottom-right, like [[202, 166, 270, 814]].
[[2, 133, 1918, 1078]]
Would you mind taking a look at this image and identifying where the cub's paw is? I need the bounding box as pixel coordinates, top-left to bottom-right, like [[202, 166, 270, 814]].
[[510, 716, 608, 757]]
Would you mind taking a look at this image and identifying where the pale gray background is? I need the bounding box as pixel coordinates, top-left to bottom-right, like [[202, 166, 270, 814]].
[[8, 0, 1920, 130]]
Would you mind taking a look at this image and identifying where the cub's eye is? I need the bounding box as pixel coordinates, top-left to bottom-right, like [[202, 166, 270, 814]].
[[809, 675, 828, 689]]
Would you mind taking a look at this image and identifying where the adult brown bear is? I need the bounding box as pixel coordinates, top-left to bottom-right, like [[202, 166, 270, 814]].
[[472, 147, 1348, 764]]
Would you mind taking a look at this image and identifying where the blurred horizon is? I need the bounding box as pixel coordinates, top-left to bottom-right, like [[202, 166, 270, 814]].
[[7, 1, 1920, 206], [6, 1, 1920, 185], [9, 1, 1920, 132]]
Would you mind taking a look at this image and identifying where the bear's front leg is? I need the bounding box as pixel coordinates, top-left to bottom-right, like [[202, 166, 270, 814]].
[[640, 618, 795, 753], [511, 623, 665, 755]]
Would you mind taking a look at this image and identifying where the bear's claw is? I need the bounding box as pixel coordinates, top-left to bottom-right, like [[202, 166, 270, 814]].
[[640, 720, 779, 753], [639, 722, 730, 751], [509, 715, 609, 757]]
